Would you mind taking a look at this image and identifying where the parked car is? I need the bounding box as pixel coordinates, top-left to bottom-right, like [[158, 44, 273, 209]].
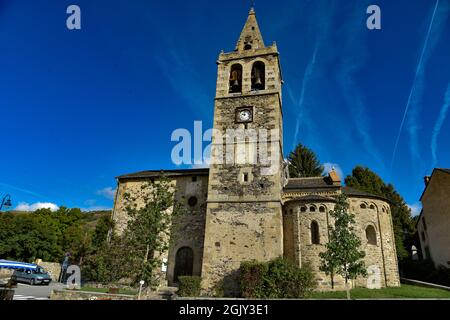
[[11, 266, 52, 286]]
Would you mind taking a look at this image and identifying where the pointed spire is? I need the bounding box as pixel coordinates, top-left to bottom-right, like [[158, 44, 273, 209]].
[[235, 7, 265, 52]]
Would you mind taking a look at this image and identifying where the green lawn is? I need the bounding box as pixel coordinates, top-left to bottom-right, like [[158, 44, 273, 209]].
[[311, 284, 450, 299], [79, 286, 137, 296]]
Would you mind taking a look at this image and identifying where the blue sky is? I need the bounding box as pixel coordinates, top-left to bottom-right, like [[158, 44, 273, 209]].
[[1, 0, 449, 213]]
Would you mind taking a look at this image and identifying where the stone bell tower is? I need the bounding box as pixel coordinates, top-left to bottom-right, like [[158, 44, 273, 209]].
[[201, 8, 285, 295]]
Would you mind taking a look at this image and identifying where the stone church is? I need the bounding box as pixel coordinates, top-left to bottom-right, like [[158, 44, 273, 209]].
[[111, 8, 400, 294]]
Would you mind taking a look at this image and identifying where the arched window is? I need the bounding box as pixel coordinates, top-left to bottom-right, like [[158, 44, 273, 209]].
[[310, 206, 316, 212], [366, 225, 377, 245], [300, 206, 307, 213], [229, 64, 242, 93], [319, 206, 325, 213], [311, 221, 320, 244], [370, 204, 375, 210], [251, 61, 265, 91], [360, 203, 367, 209]]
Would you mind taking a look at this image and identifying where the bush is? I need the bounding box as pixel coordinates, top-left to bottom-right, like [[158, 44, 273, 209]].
[[240, 257, 316, 298], [240, 260, 268, 298], [177, 276, 202, 297]]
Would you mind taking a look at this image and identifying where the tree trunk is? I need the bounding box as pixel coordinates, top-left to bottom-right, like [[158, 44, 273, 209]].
[[331, 271, 334, 289], [144, 244, 149, 263], [345, 277, 351, 300]]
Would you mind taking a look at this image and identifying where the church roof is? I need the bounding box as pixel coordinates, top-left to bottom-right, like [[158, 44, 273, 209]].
[[342, 186, 386, 200], [116, 168, 209, 180], [284, 177, 389, 202], [284, 176, 339, 190], [290, 194, 337, 202]]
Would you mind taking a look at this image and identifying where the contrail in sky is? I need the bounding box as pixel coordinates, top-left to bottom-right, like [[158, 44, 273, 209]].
[[0, 182, 44, 199], [390, 0, 440, 174], [292, 44, 319, 150], [431, 84, 450, 167]]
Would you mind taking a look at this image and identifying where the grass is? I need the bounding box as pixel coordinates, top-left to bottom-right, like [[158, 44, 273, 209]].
[[78, 286, 137, 296], [311, 284, 450, 299]]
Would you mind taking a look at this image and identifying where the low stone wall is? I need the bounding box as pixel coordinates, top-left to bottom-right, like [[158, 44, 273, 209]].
[[0, 269, 13, 279], [39, 262, 62, 282], [51, 289, 136, 300]]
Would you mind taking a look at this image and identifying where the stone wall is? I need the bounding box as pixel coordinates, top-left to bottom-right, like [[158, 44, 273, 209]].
[[201, 202, 283, 296], [39, 262, 62, 282], [166, 175, 208, 286], [283, 194, 400, 291], [50, 289, 136, 300], [0, 269, 13, 279], [419, 170, 450, 268], [111, 174, 208, 286]]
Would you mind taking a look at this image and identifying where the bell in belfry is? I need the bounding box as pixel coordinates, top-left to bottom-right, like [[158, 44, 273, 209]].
[[230, 69, 241, 91], [252, 67, 264, 90]]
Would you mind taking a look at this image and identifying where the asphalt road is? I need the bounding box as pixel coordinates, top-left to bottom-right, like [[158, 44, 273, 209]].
[[12, 282, 66, 300]]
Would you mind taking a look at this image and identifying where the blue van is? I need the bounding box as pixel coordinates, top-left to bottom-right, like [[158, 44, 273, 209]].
[[11, 266, 52, 286]]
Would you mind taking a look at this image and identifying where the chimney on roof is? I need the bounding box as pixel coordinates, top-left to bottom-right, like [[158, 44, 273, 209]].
[[328, 168, 341, 186], [424, 176, 431, 186]]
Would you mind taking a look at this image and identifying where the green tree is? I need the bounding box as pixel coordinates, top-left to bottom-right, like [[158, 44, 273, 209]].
[[345, 166, 415, 261], [319, 194, 367, 299], [82, 235, 134, 284], [288, 143, 324, 178], [119, 175, 183, 288], [91, 215, 114, 250], [0, 208, 111, 264]]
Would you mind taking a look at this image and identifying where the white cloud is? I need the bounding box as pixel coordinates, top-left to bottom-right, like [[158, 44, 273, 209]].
[[96, 187, 116, 200], [323, 162, 344, 180], [15, 202, 59, 212], [407, 203, 422, 217]]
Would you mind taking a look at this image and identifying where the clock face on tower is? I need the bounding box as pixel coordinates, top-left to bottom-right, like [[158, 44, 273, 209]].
[[236, 107, 253, 123]]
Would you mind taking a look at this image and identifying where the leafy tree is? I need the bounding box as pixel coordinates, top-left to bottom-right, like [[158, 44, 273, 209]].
[[63, 224, 91, 265], [319, 194, 367, 299], [345, 166, 415, 261], [110, 175, 184, 288], [0, 208, 110, 264], [288, 143, 324, 178], [82, 236, 134, 284], [91, 215, 114, 250]]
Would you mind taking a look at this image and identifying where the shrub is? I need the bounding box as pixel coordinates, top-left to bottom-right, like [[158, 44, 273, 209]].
[[177, 276, 202, 297], [239, 257, 316, 298], [240, 260, 268, 298]]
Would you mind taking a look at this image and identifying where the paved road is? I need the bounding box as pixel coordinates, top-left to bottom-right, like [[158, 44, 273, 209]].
[[13, 282, 65, 300]]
